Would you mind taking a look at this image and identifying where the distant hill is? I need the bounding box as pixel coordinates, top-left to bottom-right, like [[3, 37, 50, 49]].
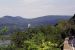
[[30, 15, 72, 27], [0, 15, 72, 34], [0, 16, 28, 34]]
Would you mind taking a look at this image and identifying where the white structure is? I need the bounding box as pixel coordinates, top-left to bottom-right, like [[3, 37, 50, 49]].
[[28, 23, 31, 28]]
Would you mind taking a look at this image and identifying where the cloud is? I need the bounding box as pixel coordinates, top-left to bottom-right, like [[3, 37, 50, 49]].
[[0, 0, 75, 18]]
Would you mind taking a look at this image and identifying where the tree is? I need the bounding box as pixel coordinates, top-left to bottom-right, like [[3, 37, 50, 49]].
[[0, 26, 8, 35], [11, 31, 26, 48]]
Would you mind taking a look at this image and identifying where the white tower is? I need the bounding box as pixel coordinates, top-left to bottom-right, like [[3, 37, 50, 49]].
[[28, 23, 31, 28]]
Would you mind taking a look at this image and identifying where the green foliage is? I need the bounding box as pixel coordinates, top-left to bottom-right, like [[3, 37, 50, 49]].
[[1, 20, 73, 50], [11, 31, 26, 48], [0, 26, 8, 35], [10, 24, 65, 50]]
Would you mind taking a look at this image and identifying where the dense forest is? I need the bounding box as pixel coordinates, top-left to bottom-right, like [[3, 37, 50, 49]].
[[0, 14, 75, 50]]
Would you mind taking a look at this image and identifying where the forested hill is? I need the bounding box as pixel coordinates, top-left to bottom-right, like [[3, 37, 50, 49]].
[[0, 15, 72, 34], [30, 15, 72, 27]]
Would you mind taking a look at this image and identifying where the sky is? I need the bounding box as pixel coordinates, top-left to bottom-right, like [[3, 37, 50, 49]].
[[0, 0, 75, 18]]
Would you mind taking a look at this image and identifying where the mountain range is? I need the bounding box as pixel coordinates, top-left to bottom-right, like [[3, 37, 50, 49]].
[[0, 15, 72, 34]]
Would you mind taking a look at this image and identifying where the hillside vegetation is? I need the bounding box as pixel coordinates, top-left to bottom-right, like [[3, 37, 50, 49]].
[[0, 15, 75, 50]]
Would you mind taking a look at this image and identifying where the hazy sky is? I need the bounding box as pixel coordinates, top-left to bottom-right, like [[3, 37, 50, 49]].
[[0, 0, 75, 18]]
